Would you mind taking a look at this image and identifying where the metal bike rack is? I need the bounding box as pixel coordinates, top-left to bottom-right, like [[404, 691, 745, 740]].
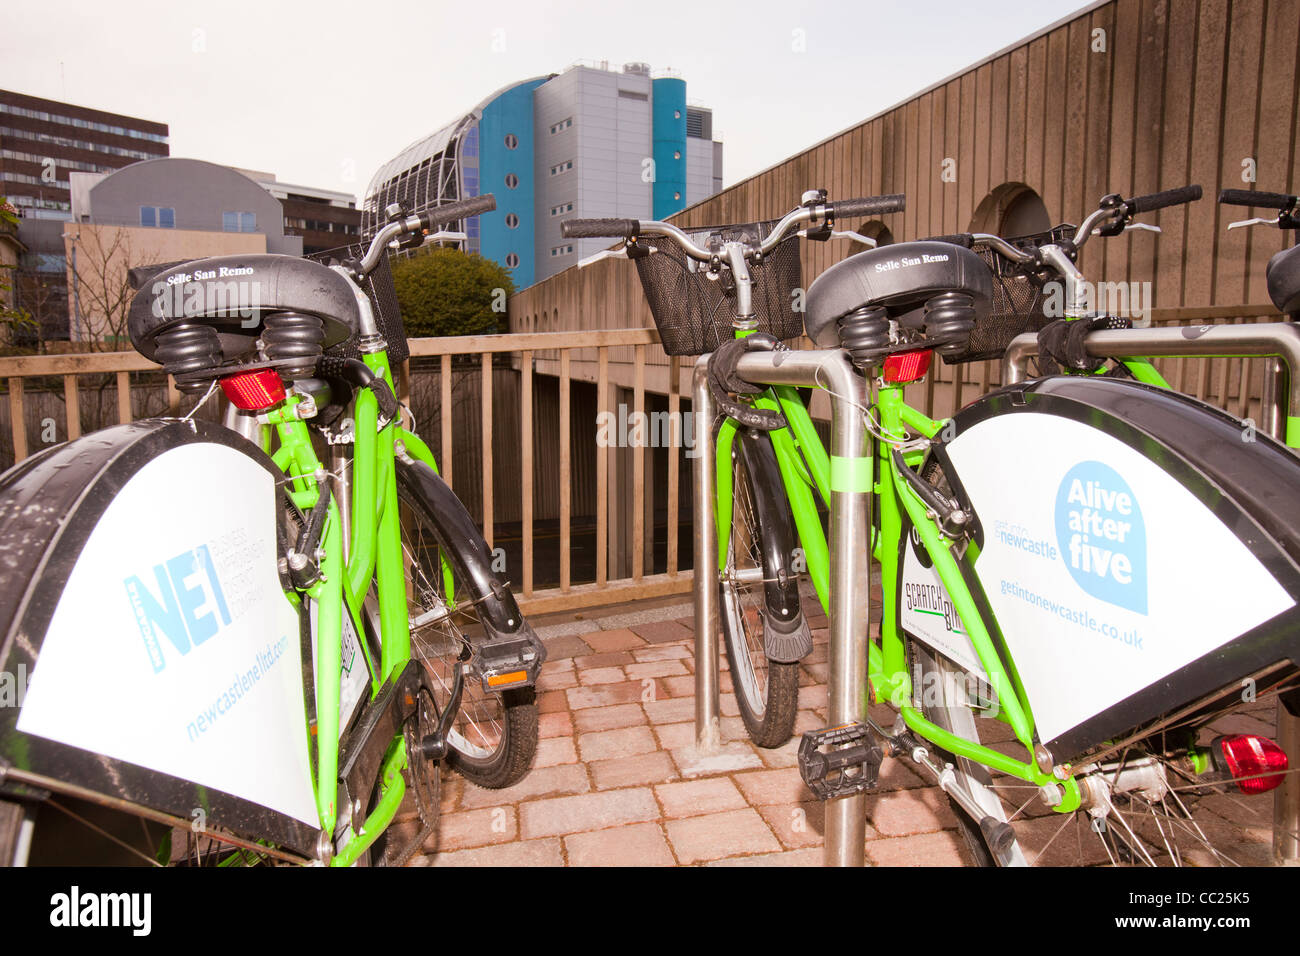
[[693, 349, 873, 867], [1004, 322, 1300, 864]]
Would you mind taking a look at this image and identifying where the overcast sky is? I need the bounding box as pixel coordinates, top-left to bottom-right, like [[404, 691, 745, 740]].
[[3, 0, 1092, 201]]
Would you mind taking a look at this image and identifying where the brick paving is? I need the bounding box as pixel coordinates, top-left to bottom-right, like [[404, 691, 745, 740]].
[[399, 594, 1281, 867], [396, 595, 967, 867]]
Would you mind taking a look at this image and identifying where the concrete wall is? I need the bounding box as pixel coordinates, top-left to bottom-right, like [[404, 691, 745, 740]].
[[62, 223, 264, 343]]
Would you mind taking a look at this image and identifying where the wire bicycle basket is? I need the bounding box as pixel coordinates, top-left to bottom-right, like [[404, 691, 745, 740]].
[[633, 220, 804, 356]]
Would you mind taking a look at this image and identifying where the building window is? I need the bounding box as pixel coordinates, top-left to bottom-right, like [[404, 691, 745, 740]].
[[140, 205, 175, 228], [550, 244, 573, 257], [505, 253, 519, 268], [505, 213, 519, 228], [549, 118, 573, 135], [223, 211, 256, 232], [504, 133, 518, 150], [550, 202, 574, 217], [505, 173, 519, 189], [549, 160, 573, 177]]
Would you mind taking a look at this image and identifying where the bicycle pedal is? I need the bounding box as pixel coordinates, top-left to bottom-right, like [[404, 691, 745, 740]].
[[798, 723, 884, 800], [470, 633, 545, 693]]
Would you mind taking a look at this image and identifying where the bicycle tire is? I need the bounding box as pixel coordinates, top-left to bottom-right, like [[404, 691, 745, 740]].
[[394, 462, 538, 789], [718, 436, 800, 748]]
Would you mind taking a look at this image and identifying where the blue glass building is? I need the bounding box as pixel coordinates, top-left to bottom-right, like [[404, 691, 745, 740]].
[[364, 63, 722, 288]]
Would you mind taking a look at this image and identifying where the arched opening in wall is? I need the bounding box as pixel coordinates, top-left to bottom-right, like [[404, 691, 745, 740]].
[[858, 220, 894, 247], [970, 183, 1051, 239]]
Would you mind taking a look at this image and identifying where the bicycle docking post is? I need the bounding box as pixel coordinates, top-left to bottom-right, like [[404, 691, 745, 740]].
[[820, 353, 872, 866], [734, 348, 873, 866], [693, 356, 722, 752]]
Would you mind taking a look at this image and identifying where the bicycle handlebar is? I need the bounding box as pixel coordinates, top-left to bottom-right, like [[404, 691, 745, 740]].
[[923, 233, 975, 249], [357, 194, 498, 276], [560, 193, 905, 263], [561, 218, 641, 240], [419, 194, 497, 229], [826, 194, 906, 219], [1219, 188, 1297, 210], [1124, 184, 1203, 215]]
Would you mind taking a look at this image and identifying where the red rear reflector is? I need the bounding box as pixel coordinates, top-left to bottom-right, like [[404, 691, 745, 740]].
[[221, 368, 286, 411], [882, 349, 933, 384], [1215, 734, 1288, 795]]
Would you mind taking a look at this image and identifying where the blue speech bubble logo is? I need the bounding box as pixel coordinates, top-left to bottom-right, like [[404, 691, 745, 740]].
[[1054, 461, 1147, 615]]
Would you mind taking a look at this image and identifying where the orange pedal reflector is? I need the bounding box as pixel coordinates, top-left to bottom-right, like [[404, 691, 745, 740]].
[[487, 670, 528, 688]]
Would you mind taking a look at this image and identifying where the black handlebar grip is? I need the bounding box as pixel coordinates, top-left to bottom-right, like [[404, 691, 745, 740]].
[[827, 194, 906, 218], [1218, 188, 1296, 210], [420, 194, 497, 229], [923, 233, 975, 248], [1125, 185, 1202, 214], [560, 218, 640, 240]]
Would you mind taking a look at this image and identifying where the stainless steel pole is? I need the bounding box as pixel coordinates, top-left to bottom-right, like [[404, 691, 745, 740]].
[[1276, 705, 1300, 864], [1003, 323, 1300, 418], [692, 356, 721, 751], [736, 349, 872, 866], [822, 355, 871, 867], [1263, 362, 1300, 864]]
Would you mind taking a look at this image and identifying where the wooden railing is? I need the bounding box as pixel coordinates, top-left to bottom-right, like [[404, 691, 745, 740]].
[[401, 329, 690, 613], [0, 309, 1285, 613], [0, 330, 691, 615]]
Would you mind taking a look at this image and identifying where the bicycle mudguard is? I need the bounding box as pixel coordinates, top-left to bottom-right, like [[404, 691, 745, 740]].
[[903, 376, 1300, 764], [393, 457, 546, 689], [734, 428, 813, 663], [0, 420, 319, 855]]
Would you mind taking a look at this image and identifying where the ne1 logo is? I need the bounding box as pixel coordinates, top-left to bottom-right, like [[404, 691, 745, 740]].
[[124, 545, 232, 673]]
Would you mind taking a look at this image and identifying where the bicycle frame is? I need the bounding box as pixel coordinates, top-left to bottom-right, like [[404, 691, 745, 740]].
[[714, 365, 1083, 809], [255, 345, 444, 865]]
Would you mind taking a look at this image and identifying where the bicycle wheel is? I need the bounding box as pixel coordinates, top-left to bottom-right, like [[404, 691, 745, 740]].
[[395, 469, 538, 789], [719, 443, 800, 748], [911, 640, 1294, 866]]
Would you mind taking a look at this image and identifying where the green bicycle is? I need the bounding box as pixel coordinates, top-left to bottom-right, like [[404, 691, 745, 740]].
[[563, 189, 1300, 866], [0, 194, 545, 866]]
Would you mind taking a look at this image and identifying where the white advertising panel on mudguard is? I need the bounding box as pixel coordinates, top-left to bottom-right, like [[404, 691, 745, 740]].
[[17, 442, 318, 825], [944, 412, 1294, 744]]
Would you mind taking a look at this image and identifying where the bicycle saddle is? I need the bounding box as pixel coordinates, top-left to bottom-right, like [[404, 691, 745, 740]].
[[803, 241, 992, 348], [1266, 244, 1300, 317], [127, 254, 360, 363]]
